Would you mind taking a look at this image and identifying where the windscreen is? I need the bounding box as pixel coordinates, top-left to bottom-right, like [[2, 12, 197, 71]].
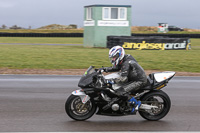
[[78, 66, 97, 88], [85, 66, 95, 75]]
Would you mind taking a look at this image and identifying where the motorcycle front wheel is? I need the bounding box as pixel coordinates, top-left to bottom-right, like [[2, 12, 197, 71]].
[[65, 95, 96, 121], [139, 90, 171, 121]]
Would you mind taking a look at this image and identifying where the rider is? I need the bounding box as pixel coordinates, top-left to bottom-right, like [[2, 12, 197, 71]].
[[103, 45, 147, 111]]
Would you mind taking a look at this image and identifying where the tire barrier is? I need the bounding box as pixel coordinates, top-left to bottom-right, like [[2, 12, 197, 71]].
[[0, 33, 83, 37], [0, 33, 199, 38], [107, 36, 191, 50], [131, 33, 200, 38]]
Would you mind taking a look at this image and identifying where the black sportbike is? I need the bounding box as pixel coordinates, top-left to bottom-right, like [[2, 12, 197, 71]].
[[65, 66, 175, 121]]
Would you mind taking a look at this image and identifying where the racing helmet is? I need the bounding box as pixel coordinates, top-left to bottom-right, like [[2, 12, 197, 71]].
[[109, 46, 125, 67]]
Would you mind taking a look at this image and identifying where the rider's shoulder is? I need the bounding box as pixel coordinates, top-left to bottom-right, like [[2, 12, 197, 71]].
[[125, 54, 137, 62], [124, 55, 137, 63], [128, 60, 137, 65]]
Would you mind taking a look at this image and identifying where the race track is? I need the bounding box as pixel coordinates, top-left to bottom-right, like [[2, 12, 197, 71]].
[[0, 75, 200, 132]]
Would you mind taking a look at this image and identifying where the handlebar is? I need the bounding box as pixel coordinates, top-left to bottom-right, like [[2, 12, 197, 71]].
[[96, 67, 105, 74]]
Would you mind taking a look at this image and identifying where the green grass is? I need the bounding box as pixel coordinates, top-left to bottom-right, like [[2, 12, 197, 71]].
[[190, 39, 200, 46], [0, 38, 199, 73], [0, 45, 109, 69], [0, 37, 83, 44]]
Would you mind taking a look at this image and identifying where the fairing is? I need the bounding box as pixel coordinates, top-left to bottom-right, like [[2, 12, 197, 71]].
[[154, 71, 176, 82], [78, 71, 97, 88], [72, 89, 90, 104], [104, 72, 121, 80]]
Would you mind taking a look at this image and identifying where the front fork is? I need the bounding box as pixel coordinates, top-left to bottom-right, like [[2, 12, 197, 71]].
[[72, 89, 90, 104]]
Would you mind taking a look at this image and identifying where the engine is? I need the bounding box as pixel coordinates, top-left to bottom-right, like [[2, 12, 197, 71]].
[[111, 104, 120, 111]]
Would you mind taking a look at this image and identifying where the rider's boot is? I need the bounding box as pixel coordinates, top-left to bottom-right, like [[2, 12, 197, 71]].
[[115, 87, 141, 113], [129, 97, 141, 113], [135, 100, 141, 111]]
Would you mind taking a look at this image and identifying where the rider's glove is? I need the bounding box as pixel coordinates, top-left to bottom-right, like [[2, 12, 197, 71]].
[[98, 68, 104, 73], [103, 67, 112, 73], [103, 67, 108, 73], [98, 67, 110, 73]]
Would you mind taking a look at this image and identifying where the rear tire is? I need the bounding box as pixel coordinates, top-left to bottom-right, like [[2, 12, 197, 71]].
[[65, 95, 96, 121], [139, 90, 171, 121]]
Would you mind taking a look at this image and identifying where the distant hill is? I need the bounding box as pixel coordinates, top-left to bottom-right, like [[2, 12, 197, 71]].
[[38, 24, 77, 29], [131, 26, 200, 32], [132, 26, 157, 32]]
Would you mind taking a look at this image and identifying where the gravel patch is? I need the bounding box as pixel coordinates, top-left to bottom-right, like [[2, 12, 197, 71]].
[[0, 68, 199, 76]]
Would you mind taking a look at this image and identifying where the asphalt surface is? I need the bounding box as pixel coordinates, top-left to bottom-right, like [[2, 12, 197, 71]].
[[0, 75, 200, 132]]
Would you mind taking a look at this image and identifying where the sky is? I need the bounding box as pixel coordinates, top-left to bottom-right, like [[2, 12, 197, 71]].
[[0, 0, 200, 29]]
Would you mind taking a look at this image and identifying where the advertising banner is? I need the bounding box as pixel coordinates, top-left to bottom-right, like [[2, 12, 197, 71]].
[[98, 21, 129, 27], [107, 36, 191, 50]]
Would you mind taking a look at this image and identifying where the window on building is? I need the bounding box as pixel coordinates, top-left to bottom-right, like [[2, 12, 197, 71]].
[[119, 8, 126, 19], [111, 8, 118, 19], [103, 8, 109, 19], [87, 7, 93, 20], [103, 7, 127, 20]]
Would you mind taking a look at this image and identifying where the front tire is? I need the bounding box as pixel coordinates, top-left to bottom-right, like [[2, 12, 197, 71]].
[[65, 95, 96, 121], [139, 90, 171, 121]]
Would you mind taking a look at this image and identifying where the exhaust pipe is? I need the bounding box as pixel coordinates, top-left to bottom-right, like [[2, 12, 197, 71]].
[[139, 104, 158, 110]]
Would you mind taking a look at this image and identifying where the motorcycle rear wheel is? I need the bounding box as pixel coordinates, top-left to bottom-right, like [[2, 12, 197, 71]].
[[139, 90, 171, 121], [65, 95, 96, 121]]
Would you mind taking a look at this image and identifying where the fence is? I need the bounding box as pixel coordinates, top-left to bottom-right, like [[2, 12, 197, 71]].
[[131, 33, 200, 38], [0, 33, 200, 38], [0, 33, 83, 37]]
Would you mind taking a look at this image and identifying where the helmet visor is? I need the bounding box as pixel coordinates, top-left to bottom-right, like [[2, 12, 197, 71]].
[[109, 53, 119, 64]]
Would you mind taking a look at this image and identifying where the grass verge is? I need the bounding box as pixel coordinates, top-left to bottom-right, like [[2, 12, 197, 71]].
[[0, 37, 83, 44], [0, 38, 199, 73]]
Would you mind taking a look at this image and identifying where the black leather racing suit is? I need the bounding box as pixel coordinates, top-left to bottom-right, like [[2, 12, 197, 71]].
[[106, 54, 147, 93]]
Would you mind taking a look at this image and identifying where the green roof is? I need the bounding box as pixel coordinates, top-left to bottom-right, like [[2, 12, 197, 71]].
[[84, 4, 131, 8]]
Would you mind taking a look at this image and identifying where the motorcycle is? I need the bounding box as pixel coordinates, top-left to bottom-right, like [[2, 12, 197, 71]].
[[65, 66, 175, 121]]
